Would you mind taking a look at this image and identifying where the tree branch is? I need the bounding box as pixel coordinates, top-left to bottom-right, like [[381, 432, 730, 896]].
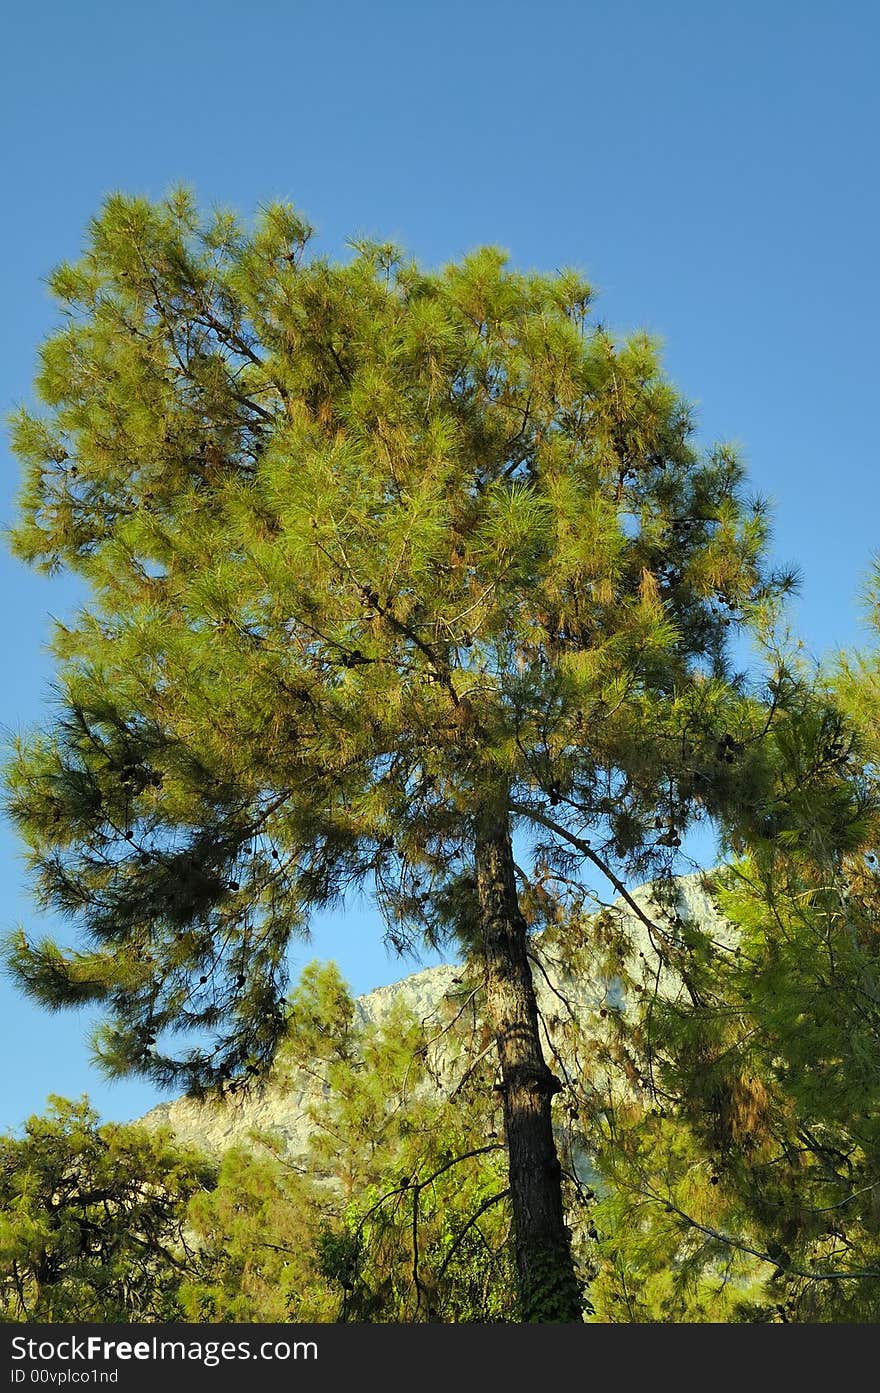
[[435, 1188, 511, 1285]]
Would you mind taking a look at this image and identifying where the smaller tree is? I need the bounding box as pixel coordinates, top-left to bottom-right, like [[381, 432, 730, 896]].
[[0, 1096, 213, 1322], [184, 962, 516, 1322]]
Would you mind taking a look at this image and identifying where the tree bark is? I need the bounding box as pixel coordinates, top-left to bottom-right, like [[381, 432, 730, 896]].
[[474, 807, 583, 1321]]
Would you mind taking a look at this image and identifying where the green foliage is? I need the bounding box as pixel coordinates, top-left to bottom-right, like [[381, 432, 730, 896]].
[[4, 188, 795, 1092], [0, 1097, 213, 1322], [184, 962, 515, 1322], [181, 1144, 339, 1322], [538, 636, 880, 1323], [0, 965, 515, 1324]]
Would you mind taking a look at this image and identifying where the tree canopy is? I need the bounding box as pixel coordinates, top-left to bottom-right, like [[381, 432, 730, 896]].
[[0, 1097, 212, 1322]]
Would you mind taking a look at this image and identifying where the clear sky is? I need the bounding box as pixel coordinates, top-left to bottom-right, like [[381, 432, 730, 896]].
[[2, 0, 878, 1131]]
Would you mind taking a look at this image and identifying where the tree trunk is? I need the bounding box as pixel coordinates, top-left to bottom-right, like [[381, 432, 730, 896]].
[[474, 807, 583, 1321]]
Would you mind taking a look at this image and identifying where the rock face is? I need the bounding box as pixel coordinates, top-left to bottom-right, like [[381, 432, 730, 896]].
[[138, 873, 726, 1159], [138, 959, 465, 1159]]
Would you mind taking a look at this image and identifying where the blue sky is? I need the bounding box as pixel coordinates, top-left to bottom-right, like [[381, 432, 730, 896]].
[[2, 0, 878, 1130]]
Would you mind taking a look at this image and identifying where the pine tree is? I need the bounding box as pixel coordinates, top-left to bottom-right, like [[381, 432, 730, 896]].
[[0, 1097, 212, 1321], [5, 189, 795, 1319]]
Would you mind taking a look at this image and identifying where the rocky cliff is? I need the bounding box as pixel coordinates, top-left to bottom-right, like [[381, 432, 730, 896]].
[[139, 872, 727, 1158]]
